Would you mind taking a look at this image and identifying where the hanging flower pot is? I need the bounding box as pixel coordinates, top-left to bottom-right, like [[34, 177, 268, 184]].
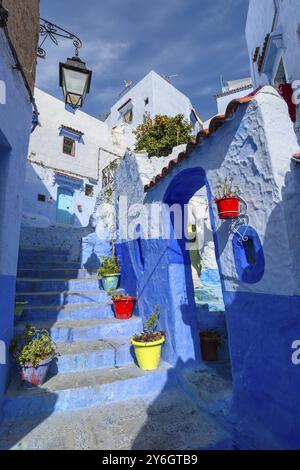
[[215, 197, 239, 219], [112, 293, 137, 319], [215, 177, 240, 219]]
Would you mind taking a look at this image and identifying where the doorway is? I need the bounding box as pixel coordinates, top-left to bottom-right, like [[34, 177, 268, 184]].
[[163, 167, 231, 371], [56, 187, 74, 225]]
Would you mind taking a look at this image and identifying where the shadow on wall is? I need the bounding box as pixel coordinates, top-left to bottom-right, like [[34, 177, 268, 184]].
[[218, 166, 300, 450]]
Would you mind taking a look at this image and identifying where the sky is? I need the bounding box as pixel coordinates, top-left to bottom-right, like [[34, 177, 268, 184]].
[[37, 0, 251, 122]]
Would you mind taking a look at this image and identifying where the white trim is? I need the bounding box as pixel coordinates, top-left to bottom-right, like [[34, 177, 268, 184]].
[[272, 54, 288, 85]]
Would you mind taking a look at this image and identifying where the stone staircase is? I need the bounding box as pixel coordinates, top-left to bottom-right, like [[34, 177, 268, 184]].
[[3, 249, 175, 419]]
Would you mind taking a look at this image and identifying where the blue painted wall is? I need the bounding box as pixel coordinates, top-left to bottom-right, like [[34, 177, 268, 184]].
[[115, 87, 300, 448], [0, 32, 35, 419]]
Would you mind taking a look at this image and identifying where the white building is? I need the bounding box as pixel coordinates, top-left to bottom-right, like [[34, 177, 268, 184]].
[[215, 77, 253, 115], [246, 0, 300, 138], [105, 70, 203, 149], [23, 88, 125, 228]]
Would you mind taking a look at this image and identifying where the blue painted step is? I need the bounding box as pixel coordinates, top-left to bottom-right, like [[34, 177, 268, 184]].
[[15, 289, 109, 307], [3, 362, 176, 418], [20, 302, 113, 322], [17, 278, 101, 293], [14, 316, 142, 342], [17, 268, 98, 280], [51, 337, 134, 374], [19, 252, 71, 263], [18, 261, 81, 269]]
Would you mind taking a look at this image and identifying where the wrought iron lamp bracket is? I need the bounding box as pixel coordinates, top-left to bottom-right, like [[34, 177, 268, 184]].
[[38, 18, 83, 59]]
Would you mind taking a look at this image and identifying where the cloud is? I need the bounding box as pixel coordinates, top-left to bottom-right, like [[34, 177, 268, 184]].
[[38, 0, 251, 121]]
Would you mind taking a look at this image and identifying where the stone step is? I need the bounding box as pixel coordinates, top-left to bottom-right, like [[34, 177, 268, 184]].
[[14, 316, 142, 342], [3, 362, 175, 418], [18, 261, 81, 270], [51, 337, 134, 374], [17, 268, 98, 280], [15, 289, 109, 307], [180, 364, 233, 420], [20, 302, 113, 322], [16, 278, 101, 293], [0, 388, 232, 450], [19, 252, 71, 263]]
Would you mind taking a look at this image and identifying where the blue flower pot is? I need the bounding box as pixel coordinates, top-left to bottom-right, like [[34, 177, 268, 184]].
[[101, 274, 120, 292]]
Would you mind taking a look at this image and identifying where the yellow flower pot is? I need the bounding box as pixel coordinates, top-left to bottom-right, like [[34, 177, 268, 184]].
[[131, 337, 165, 371]]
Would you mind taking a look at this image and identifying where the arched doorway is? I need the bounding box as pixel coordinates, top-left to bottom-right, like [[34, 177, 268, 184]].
[[163, 167, 231, 370], [56, 187, 74, 225]]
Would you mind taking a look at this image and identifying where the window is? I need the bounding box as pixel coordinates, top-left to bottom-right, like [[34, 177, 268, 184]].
[[273, 58, 287, 85], [37, 194, 46, 202], [63, 136, 76, 156], [144, 97, 149, 106], [123, 108, 133, 124], [85, 184, 94, 197]]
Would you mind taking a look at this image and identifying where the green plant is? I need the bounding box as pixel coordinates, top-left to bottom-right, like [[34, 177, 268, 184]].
[[200, 328, 223, 345], [132, 306, 165, 343], [10, 325, 58, 368], [112, 291, 134, 300], [133, 113, 194, 157], [104, 186, 114, 203], [215, 177, 239, 201], [98, 255, 120, 277]]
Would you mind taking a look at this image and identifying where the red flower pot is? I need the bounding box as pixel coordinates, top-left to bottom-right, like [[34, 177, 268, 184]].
[[112, 297, 136, 319], [216, 197, 239, 219]]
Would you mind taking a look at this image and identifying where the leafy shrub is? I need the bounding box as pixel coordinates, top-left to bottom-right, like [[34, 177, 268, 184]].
[[10, 325, 58, 368], [112, 291, 135, 300], [132, 306, 165, 343], [134, 113, 194, 157], [98, 256, 120, 277]]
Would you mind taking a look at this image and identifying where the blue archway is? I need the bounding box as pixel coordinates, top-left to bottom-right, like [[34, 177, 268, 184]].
[[163, 166, 225, 364]]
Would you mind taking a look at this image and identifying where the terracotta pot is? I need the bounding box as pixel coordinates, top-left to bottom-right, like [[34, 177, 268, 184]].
[[216, 197, 239, 219], [200, 335, 220, 362]]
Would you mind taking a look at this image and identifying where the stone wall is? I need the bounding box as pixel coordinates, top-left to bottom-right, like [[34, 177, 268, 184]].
[[2, 0, 40, 92]]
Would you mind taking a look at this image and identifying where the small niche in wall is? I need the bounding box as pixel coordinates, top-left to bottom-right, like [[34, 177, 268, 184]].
[[85, 184, 94, 197], [232, 226, 265, 284], [37, 194, 46, 202]]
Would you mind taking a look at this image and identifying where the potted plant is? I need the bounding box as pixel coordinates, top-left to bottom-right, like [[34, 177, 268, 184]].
[[215, 177, 240, 219], [200, 328, 223, 362], [98, 255, 120, 292], [131, 306, 165, 371], [111, 291, 137, 320], [10, 325, 58, 388]]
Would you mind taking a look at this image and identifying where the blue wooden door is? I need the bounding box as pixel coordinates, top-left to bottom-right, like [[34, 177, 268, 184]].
[[57, 188, 74, 224]]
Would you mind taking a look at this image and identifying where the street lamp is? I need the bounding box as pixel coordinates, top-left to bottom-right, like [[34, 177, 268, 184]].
[[38, 18, 92, 109], [59, 55, 92, 109]]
